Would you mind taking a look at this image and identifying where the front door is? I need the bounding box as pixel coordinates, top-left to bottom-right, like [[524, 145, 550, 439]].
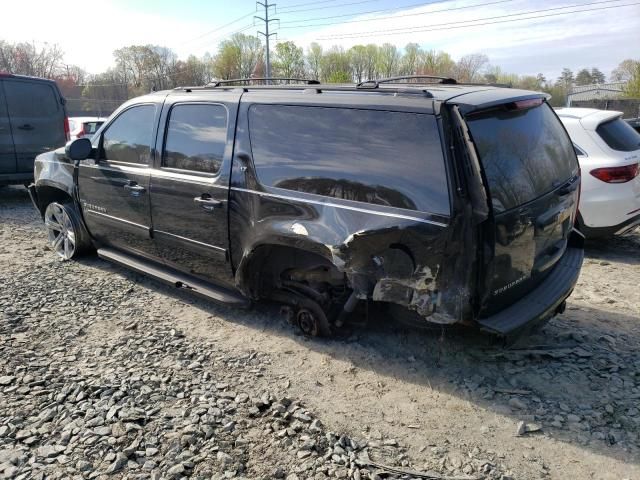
[[150, 97, 239, 287], [0, 81, 16, 174], [77, 103, 158, 258]]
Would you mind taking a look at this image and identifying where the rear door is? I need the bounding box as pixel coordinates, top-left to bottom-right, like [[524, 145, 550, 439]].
[[0, 80, 16, 174], [77, 103, 159, 258], [463, 100, 579, 313], [3, 78, 65, 172], [150, 93, 240, 287]]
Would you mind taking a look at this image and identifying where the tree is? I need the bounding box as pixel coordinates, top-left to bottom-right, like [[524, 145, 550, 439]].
[[306, 43, 323, 80], [590, 67, 605, 84], [611, 59, 640, 82], [348, 45, 369, 83], [377, 43, 400, 78], [555, 68, 574, 89], [575, 68, 593, 86], [363, 44, 379, 81], [419, 50, 455, 78], [401, 43, 422, 76], [0, 40, 63, 78], [320, 46, 351, 83], [454, 53, 488, 82], [273, 41, 305, 78], [621, 61, 640, 98]]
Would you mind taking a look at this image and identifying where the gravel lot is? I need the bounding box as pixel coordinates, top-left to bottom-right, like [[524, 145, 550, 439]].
[[1, 185, 639, 480]]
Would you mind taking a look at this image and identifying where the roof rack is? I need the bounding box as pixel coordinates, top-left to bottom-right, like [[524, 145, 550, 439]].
[[357, 75, 457, 89], [206, 77, 321, 88]]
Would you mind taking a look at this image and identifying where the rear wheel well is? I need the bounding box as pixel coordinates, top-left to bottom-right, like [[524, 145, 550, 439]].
[[35, 186, 73, 216], [240, 245, 345, 300]]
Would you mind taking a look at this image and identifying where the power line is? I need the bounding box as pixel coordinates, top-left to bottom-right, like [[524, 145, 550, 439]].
[[278, 0, 452, 23], [279, 0, 515, 29], [278, 0, 383, 14], [177, 11, 256, 46], [277, 0, 349, 10], [316, 0, 637, 39]]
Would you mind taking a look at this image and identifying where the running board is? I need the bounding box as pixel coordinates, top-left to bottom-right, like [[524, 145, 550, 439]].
[[97, 247, 250, 308], [478, 247, 584, 335]]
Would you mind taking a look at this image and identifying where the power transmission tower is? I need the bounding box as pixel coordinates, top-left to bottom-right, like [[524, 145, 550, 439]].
[[256, 0, 278, 83]]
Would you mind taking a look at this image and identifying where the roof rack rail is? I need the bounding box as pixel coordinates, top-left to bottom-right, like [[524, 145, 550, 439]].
[[357, 75, 457, 89], [206, 77, 321, 88]]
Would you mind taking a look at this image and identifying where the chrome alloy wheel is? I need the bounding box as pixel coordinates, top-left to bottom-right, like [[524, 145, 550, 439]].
[[44, 203, 76, 260]]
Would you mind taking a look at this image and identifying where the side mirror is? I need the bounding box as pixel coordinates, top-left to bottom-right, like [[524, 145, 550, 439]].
[[65, 138, 92, 161]]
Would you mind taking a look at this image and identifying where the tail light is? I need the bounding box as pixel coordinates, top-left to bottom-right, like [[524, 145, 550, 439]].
[[590, 163, 639, 183], [64, 117, 70, 142]]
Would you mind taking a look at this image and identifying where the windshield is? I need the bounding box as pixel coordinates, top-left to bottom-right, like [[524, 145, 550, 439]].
[[466, 102, 577, 213]]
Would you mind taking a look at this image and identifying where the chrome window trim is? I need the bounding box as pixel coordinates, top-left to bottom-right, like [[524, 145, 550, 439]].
[[231, 186, 448, 227]]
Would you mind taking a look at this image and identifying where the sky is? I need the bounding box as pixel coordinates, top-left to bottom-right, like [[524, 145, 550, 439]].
[[3, 0, 639, 81]]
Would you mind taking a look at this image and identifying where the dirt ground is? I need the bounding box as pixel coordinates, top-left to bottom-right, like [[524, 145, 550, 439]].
[[1, 185, 639, 479]]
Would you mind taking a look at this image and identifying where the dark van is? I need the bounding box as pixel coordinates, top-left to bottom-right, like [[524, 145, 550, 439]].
[[28, 77, 584, 338], [0, 73, 68, 186]]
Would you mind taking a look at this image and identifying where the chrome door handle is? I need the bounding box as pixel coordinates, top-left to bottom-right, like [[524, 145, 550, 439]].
[[194, 196, 223, 211], [124, 183, 146, 195]]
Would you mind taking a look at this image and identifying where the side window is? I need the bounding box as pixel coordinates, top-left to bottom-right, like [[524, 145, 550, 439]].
[[102, 105, 155, 164], [249, 105, 449, 215], [4, 81, 58, 117], [163, 104, 227, 174]]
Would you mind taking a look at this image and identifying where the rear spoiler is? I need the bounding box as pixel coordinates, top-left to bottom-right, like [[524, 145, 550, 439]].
[[445, 88, 550, 115]]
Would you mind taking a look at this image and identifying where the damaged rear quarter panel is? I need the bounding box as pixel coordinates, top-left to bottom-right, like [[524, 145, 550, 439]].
[[229, 94, 469, 325]]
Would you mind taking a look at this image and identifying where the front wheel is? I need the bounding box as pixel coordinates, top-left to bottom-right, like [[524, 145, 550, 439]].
[[44, 202, 90, 260]]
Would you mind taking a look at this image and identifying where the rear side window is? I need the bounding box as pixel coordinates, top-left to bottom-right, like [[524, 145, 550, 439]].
[[248, 105, 449, 214], [466, 102, 577, 213], [102, 105, 155, 164], [163, 104, 227, 174], [83, 121, 103, 135], [596, 118, 640, 152], [4, 81, 58, 117]]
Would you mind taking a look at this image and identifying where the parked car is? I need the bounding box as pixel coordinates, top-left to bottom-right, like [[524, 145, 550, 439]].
[[556, 108, 640, 238], [0, 73, 68, 186], [27, 77, 584, 338], [68, 116, 106, 141]]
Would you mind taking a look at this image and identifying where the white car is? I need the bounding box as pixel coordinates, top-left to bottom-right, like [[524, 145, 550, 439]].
[[68, 116, 106, 141], [556, 108, 640, 238]]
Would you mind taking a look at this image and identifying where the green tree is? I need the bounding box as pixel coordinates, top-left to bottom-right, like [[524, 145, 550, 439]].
[[320, 46, 351, 83], [401, 43, 422, 76], [272, 41, 305, 78], [555, 68, 574, 89], [348, 45, 369, 83], [377, 43, 400, 78], [590, 67, 605, 84], [305, 42, 323, 80], [611, 59, 640, 82], [575, 68, 593, 86]]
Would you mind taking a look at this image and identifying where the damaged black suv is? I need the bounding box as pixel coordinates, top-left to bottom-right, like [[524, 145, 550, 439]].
[[28, 76, 584, 338]]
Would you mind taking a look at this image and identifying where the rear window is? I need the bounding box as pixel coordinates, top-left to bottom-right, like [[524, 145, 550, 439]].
[[466, 102, 577, 213], [596, 118, 640, 152], [3, 80, 58, 117], [249, 105, 449, 215]]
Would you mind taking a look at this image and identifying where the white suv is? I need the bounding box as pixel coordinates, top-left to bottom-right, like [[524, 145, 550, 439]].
[[556, 108, 640, 238]]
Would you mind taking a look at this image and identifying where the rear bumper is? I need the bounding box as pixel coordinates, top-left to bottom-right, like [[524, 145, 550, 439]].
[[579, 212, 640, 238], [0, 172, 33, 186], [477, 241, 584, 336]]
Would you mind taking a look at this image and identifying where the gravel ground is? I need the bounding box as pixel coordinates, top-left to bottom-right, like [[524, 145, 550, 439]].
[[1, 185, 639, 480]]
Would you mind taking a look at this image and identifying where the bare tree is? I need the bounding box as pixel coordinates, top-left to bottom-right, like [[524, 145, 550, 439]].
[[454, 53, 488, 82]]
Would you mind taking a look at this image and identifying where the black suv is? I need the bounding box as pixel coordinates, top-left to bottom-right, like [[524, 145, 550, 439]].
[[28, 77, 584, 337]]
